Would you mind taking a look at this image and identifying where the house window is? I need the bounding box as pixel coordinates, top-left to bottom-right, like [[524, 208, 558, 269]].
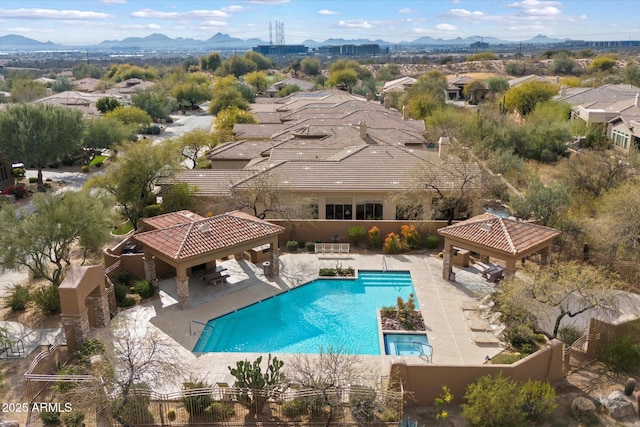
[[612, 129, 630, 149], [356, 201, 383, 220], [325, 204, 352, 220]]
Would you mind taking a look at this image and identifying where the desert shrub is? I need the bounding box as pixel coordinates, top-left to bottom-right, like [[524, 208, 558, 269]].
[[349, 386, 377, 422], [424, 235, 440, 249], [383, 232, 403, 254], [182, 381, 213, 416], [3, 284, 31, 311], [319, 268, 336, 276], [624, 378, 636, 396], [520, 379, 557, 423], [504, 323, 536, 354], [368, 226, 381, 249], [282, 398, 308, 419], [114, 283, 128, 304], [400, 225, 421, 249], [490, 352, 524, 364], [62, 156, 75, 167], [348, 225, 367, 246], [114, 385, 153, 425], [601, 336, 640, 373], [143, 203, 163, 218], [55, 365, 88, 393], [81, 165, 90, 173], [120, 296, 137, 307], [286, 241, 298, 252], [132, 280, 155, 299], [305, 241, 316, 252], [209, 402, 235, 421], [62, 410, 85, 427], [28, 177, 38, 183], [40, 409, 61, 425], [558, 325, 583, 346], [115, 270, 132, 287], [77, 338, 105, 364], [167, 409, 177, 421], [33, 285, 61, 314], [462, 373, 526, 426]]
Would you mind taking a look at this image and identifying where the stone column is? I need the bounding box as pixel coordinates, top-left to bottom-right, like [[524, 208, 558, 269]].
[[540, 246, 552, 266], [505, 259, 517, 278], [143, 254, 157, 282], [86, 294, 110, 328], [61, 311, 90, 352], [176, 276, 190, 309], [442, 240, 454, 280], [269, 239, 280, 277]]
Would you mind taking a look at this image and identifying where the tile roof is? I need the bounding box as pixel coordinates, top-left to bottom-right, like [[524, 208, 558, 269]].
[[556, 84, 640, 106], [438, 213, 562, 255], [141, 210, 204, 230], [134, 211, 284, 261], [157, 170, 252, 195]]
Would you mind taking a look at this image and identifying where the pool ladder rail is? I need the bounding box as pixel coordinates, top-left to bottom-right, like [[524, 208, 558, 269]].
[[413, 342, 433, 363], [382, 256, 388, 272], [190, 319, 214, 336]]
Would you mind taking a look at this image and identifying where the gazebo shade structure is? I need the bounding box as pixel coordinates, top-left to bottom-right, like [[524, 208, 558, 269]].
[[134, 210, 284, 308], [437, 213, 562, 279]]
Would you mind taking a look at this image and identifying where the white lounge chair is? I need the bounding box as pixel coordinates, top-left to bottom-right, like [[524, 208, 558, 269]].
[[315, 243, 325, 254], [470, 325, 506, 346]]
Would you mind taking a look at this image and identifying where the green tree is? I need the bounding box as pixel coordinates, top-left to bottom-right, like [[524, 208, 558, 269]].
[[401, 70, 448, 114], [623, 61, 640, 86], [51, 77, 74, 93], [558, 151, 632, 199], [161, 182, 197, 213], [72, 63, 104, 79], [503, 81, 558, 116], [462, 80, 487, 103], [209, 86, 249, 116], [96, 96, 122, 114], [177, 128, 216, 168], [10, 79, 47, 102], [89, 140, 179, 229], [106, 64, 157, 82], [243, 51, 274, 70], [0, 103, 85, 187], [216, 55, 257, 78], [244, 71, 269, 94], [278, 84, 302, 97], [300, 57, 321, 76], [199, 52, 222, 72], [214, 107, 256, 131], [549, 52, 577, 75], [104, 106, 152, 127], [462, 373, 526, 426], [466, 51, 499, 61], [510, 179, 570, 227], [171, 81, 211, 110], [84, 117, 137, 150], [326, 68, 359, 92], [131, 91, 177, 121], [484, 77, 510, 95], [0, 190, 115, 287]]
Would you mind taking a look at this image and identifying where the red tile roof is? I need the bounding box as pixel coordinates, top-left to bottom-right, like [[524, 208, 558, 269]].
[[141, 210, 205, 230], [437, 213, 562, 255], [134, 211, 284, 261]]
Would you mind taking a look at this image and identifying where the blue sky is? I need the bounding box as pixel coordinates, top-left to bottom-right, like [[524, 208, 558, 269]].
[[0, 0, 638, 45]]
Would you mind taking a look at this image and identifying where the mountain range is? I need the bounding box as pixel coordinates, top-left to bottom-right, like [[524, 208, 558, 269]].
[[0, 32, 572, 52]]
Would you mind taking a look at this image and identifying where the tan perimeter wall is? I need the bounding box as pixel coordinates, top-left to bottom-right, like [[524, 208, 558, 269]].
[[269, 220, 450, 247], [586, 317, 640, 359], [391, 340, 565, 406]]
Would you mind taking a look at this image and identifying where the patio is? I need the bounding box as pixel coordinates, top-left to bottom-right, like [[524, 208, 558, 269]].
[[134, 252, 508, 391]]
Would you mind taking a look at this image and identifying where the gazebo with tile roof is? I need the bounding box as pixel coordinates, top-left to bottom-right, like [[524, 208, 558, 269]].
[[134, 210, 284, 309], [437, 213, 562, 280]]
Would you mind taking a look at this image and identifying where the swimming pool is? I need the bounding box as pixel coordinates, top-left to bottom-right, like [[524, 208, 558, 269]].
[[384, 333, 432, 357], [193, 270, 416, 355]]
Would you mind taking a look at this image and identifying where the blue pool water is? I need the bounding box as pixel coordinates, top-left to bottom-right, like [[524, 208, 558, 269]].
[[384, 333, 431, 357], [194, 271, 416, 355]]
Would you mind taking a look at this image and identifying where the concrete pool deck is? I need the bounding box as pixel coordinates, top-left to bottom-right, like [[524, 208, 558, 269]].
[[137, 252, 504, 389]]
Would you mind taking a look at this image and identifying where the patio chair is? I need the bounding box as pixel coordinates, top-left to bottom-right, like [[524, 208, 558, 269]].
[[470, 324, 506, 346]]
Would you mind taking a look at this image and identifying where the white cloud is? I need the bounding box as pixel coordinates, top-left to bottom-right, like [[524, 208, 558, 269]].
[[398, 8, 416, 15], [317, 10, 339, 16], [445, 8, 486, 19], [0, 8, 111, 20], [120, 23, 161, 30], [131, 9, 228, 20], [436, 23, 458, 31], [336, 19, 373, 30], [100, 0, 127, 4], [200, 20, 229, 28], [221, 5, 246, 13], [7, 27, 55, 34], [244, 0, 290, 4], [508, 0, 562, 16]]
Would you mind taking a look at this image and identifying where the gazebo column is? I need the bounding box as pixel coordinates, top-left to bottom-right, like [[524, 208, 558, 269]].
[[442, 239, 454, 280], [143, 251, 157, 282], [505, 258, 518, 277], [269, 238, 280, 277], [175, 266, 190, 309], [540, 246, 552, 265]]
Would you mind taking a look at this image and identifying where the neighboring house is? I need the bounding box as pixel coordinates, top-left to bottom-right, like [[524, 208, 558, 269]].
[[446, 74, 488, 102], [265, 78, 315, 97], [159, 89, 482, 222], [73, 77, 103, 92], [108, 78, 154, 95], [555, 83, 640, 153], [381, 76, 417, 94], [31, 91, 125, 117]]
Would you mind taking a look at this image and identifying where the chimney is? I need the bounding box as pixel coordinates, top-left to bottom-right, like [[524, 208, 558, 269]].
[[402, 105, 409, 120], [359, 120, 367, 139], [438, 137, 450, 159], [560, 85, 567, 97], [384, 96, 390, 109], [593, 78, 600, 88]]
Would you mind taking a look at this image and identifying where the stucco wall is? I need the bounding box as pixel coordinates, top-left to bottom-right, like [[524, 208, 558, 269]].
[[391, 339, 565, 406]]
